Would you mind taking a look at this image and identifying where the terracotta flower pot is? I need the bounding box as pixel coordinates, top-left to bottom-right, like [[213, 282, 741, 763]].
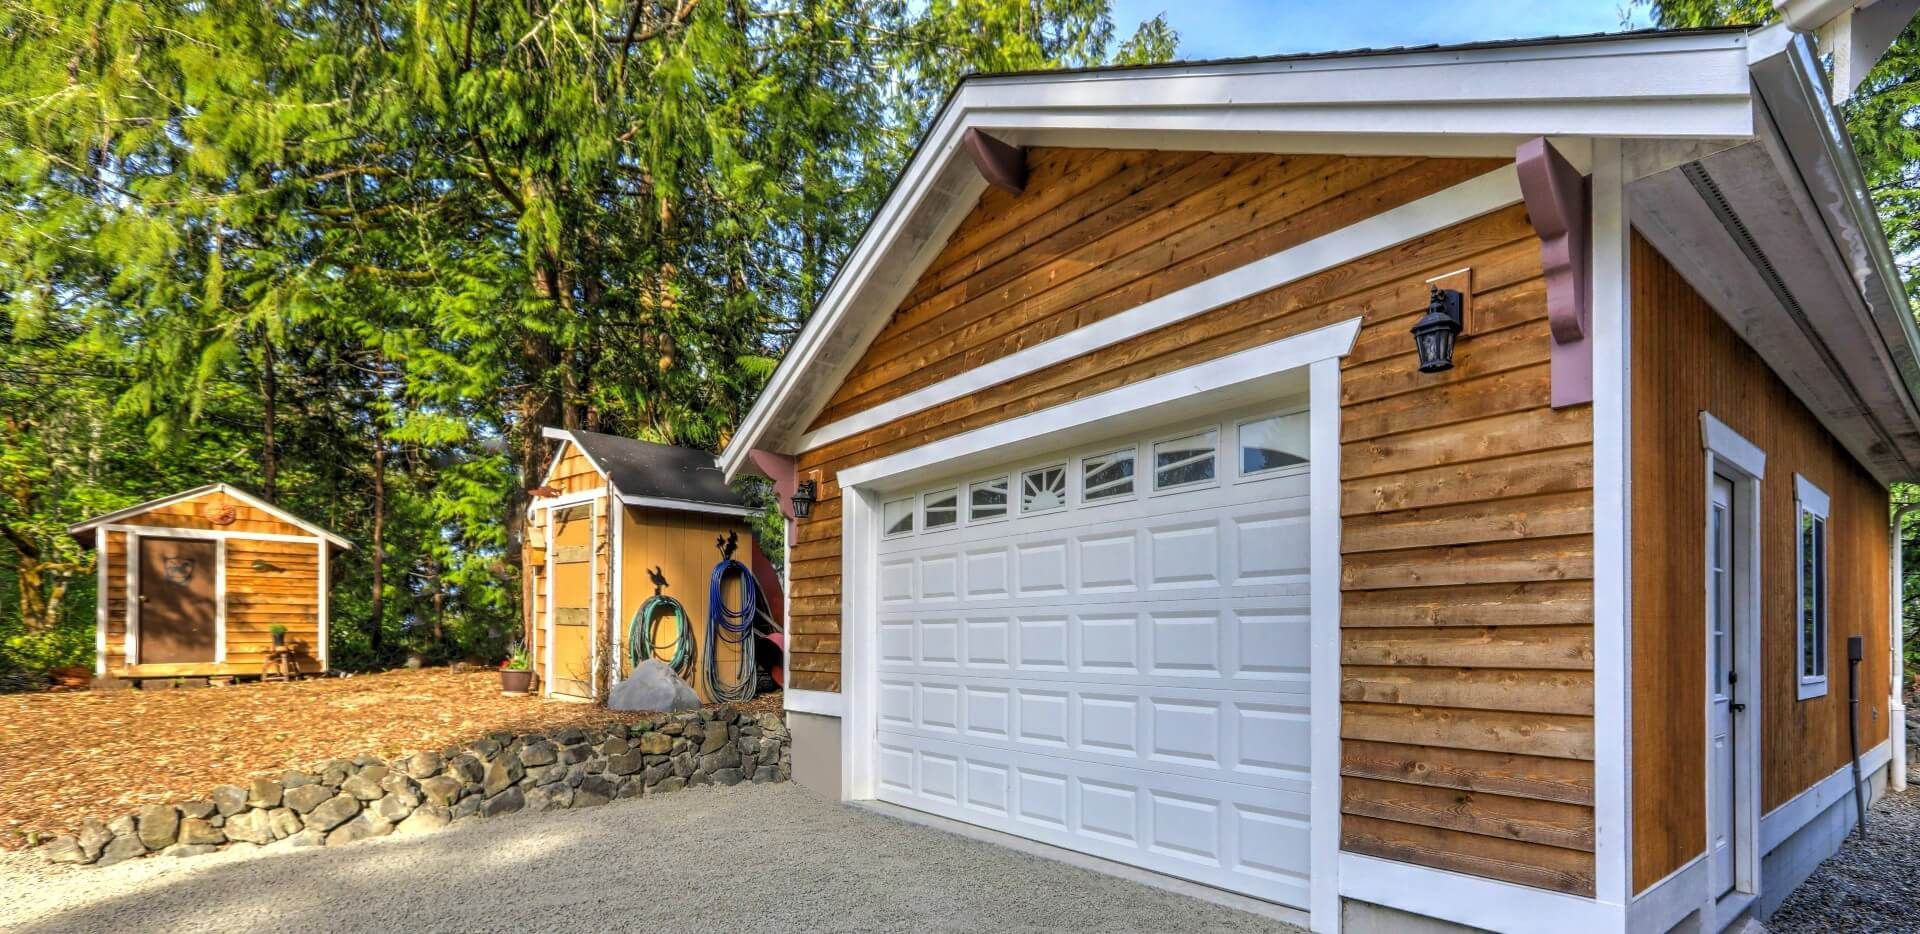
[[499, 669, 533, 696]]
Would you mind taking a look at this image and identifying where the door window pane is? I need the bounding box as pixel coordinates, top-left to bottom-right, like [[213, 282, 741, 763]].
[[883, 498, 914, 537], [1021, 464, 1067, 513], [1082, 448, 1136, 502], [969, 476, 1009, 521], [924, 488, 958, 530], [1239, 413, 1309, 476], [1153, 430, 1217, 490]]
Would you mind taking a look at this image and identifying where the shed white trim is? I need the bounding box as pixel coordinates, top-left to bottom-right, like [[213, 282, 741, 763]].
[[68, 483, 351, 550], [93, 527, 107, 676]]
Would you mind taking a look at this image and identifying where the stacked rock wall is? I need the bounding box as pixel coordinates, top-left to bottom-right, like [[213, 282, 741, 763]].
[[40, 708, 790, 866]]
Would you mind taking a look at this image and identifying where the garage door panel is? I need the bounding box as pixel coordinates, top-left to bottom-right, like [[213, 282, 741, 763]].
[[881, 676, 1311, 793], [873, 413, 1313, 909], [878, 599, 1311, 693], [879, 732, 1312, 907]]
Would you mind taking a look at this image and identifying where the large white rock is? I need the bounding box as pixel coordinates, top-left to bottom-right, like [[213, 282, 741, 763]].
[[607, 659, 700, 712]]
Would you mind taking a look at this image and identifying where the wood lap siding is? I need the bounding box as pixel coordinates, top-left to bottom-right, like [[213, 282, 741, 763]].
[[1629, 236, 1891, 893], [223, 537, 322, 671], [785, 147, 1598, 896]]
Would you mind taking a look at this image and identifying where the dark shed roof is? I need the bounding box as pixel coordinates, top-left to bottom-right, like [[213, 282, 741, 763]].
[[562, 430, 754, 512]]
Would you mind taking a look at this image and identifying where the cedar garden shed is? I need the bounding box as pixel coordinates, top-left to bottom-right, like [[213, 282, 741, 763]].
[[721, 12, 1920, 934], [69, 484, 351, 681], [522, 428, 779, 703]]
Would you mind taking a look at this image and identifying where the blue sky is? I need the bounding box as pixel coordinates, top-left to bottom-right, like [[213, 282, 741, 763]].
[[1109, 1, 1652, 60]]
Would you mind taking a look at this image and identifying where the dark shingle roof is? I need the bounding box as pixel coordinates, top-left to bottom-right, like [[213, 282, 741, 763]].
[[564, 430, 753, 511]]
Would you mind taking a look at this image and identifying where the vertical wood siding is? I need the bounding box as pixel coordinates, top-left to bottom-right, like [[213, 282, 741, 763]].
[[783, 148, 1598, 895], [617, 505, 756, 702], [1629, 235, 1891, 893]]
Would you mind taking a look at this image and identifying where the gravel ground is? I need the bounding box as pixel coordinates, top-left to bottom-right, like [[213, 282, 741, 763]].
[[1769, 777, 1920, 933], [0, 783, 1296, 934]]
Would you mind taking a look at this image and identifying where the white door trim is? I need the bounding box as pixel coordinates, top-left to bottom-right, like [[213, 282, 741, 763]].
[[124, 533, 226, 669], [835, 321, 1353, 931], [125, 531, 140, 665]]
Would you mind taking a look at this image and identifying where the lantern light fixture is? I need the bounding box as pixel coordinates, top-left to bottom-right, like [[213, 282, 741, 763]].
[[1411, 286, 1465, 373], [790, 479, 818, 519]]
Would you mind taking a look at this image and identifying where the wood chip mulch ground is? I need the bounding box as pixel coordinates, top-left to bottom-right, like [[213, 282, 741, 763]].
[[0, 668, 782, 850]]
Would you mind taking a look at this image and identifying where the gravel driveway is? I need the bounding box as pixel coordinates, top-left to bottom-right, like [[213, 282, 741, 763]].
[[0, 783, 1296, 933]]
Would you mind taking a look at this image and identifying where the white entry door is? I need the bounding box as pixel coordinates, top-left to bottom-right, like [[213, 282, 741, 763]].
[[1707, 474, 1739, 897], [871, 408, 1314, 908]]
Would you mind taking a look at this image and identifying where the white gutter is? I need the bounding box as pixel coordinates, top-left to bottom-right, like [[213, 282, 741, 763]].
[[1894, 503, 1916, 791]]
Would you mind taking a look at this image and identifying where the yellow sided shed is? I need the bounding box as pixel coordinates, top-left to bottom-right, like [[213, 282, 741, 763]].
[[69, 484, 351, 681], [522, 429, 773, 704]]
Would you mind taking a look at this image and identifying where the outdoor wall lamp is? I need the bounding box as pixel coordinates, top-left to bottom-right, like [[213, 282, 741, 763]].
[[790, 479, 817, 519], [1411, 287, 1465, 373]]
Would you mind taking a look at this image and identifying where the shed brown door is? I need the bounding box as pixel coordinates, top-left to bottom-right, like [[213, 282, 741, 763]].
[[138, 538, 218, 664]]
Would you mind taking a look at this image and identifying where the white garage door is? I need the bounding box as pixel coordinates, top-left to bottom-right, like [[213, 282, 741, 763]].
[[872, 406, 1315, 907]]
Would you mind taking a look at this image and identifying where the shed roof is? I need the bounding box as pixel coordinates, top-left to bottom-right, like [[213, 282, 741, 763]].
[[67, 483, 353, 549], [543, 429, 757, 516]]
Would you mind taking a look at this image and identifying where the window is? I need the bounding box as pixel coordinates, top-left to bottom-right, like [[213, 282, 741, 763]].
[[1239, 412, 1309, 476], [883, 497, 914, 538], [1082, 448, 1136, 502], [1153, 429, 1217, 490], [969, 476, 1009, 522], [923, 488, 958, 530], [1795, 475, 1830, 700], [1020, 464, 1068, 513]]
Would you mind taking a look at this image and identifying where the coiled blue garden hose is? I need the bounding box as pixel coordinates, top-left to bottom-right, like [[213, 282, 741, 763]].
[[705, 558, 761, 702]]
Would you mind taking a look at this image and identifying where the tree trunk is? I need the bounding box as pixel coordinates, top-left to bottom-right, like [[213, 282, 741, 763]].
[[370, 418, 386, 661], [259, 325, 278, 502]]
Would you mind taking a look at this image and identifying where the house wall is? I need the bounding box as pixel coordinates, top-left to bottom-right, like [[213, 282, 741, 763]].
[[617, 505, 756, 702], [97, 489, 330, 675], [786, 148, 1599, 894], [1628, 235, 1892, 893]]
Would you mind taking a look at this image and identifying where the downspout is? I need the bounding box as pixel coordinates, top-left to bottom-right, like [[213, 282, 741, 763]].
[[1893, 503, 1915, 791]]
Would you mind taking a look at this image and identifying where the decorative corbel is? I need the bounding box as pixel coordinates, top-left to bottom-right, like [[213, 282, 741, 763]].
[[963, 128, 1027, 195], [1516, 137, 1592, 408], [746, 449, 799, 520]]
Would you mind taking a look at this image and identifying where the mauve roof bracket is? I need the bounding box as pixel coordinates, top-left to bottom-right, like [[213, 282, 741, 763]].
[[1517, 136, 1593, 408], [963, 128, 1027, 195]]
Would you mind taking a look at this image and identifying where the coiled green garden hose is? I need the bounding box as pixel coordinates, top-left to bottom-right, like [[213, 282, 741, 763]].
[[628, 593, 694, 678]]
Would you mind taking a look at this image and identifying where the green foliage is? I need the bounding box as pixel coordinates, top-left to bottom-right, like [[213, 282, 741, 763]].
[[0, 0, 1178, 674]]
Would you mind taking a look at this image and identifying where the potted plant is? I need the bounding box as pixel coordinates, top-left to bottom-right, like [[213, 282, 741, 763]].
[[269, 624, 288, 649], [499, 643, 533, 696]]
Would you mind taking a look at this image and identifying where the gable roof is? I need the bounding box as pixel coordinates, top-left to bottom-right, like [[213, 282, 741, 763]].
[[68, 483, 353, 549], [717, 23, 1920, 483], [542, 428, 756, 517]]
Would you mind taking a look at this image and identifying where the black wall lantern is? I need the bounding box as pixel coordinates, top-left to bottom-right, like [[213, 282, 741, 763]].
[[790, 479, 817, 519], [1411, 287, 1465, 373]]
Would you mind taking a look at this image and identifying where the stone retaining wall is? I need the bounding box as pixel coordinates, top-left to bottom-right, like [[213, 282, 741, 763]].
[[39, 708, 790, 867]]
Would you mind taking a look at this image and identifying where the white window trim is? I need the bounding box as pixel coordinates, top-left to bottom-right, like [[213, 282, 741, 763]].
[[1794, 473, 1830, 700], [834, 320, 1355, 928]]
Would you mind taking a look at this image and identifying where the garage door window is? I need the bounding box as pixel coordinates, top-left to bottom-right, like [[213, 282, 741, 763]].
[[883, 497, 915, 538], [969, 476, 1010, 522], [923, 488, 959, 530], [1081, 447, 1136, 504], [1238, 411, 1309, 478], [1152, 429, 1217, 491], [1020, 464, 1068, 514]]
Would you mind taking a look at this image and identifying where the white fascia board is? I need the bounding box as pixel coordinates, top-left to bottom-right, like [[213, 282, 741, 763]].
[[834, 318, 1359, 491], [618, 494, 758, 519], [720, 33, 1762, 480], [797, 165, 1520, 453], [70, 483, 351, 550], [1751, 33, 1920, 476]]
